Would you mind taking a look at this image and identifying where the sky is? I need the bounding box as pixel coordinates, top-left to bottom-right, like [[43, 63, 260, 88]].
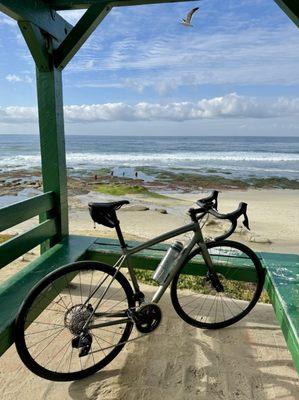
[[0, 0, 298, 136]]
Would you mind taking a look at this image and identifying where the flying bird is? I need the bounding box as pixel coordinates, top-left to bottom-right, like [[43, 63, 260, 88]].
[[181, 7, 200, 27]]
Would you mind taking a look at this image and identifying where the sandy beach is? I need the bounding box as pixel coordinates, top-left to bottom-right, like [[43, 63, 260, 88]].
[[1, 187, 299, 399], [68, 188, 299, 255]]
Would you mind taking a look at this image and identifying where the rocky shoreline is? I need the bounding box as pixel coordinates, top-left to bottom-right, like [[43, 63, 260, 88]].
[[1, 167, 299, 205]]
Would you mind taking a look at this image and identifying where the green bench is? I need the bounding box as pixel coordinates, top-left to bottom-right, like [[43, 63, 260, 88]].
[[0, 234, 96, 356], [261, 252, 299, 372], [0, 233, 298, 374], [87, 239, 299, 373]]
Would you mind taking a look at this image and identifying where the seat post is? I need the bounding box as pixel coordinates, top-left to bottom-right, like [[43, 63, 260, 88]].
[[114, 221, 127, 249]]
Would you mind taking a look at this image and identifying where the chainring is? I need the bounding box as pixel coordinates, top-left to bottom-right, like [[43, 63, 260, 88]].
[[134, 303, 162, 334]]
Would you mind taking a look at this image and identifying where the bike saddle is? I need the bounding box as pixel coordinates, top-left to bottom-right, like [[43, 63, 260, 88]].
[[88, 200, 130, 228], [88, 200, 129, 212]]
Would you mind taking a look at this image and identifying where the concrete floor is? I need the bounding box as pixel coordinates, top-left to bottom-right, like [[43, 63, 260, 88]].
[[0, 283, 298, 400]]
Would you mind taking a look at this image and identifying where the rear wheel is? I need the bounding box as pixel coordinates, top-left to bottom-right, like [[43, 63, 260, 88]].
[[15, 261, 135, 381], [171, 240, 264, 329]]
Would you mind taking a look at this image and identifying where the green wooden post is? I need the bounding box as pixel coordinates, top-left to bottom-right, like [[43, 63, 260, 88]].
[[36, 63, 69, 250], [18, 20, 70, 253]]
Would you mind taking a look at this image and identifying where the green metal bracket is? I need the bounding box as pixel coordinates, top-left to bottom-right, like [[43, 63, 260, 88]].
[[0, 0, 73, 42], [54, 2, 112, 70]]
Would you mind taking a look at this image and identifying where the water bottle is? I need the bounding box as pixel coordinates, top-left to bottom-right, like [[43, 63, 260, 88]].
[[152, 241, 184, 284]]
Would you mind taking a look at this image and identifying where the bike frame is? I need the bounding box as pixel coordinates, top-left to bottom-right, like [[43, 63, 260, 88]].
[[86, 216, 216, 330]]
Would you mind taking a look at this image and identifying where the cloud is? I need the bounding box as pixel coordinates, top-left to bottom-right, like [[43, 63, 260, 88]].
[[64, 2, 299, 93], [0, 106, 37, 123], [5, 74, 32, 83], [0, 94, 299, 124]]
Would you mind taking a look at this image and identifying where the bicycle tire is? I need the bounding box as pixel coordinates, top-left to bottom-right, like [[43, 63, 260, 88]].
[[15, 261, 135, 381], [171, 240, 265, 329]]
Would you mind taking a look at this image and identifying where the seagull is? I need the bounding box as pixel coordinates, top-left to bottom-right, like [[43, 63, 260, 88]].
[[181, 7, 200, 27]]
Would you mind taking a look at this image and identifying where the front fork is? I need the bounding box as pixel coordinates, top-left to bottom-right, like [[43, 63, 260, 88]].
[[197, 230, 224, 292]]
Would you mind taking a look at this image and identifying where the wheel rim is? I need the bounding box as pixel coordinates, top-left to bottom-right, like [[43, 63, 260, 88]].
[[18, 265, 133, 378], [173, 242, 263, 327]]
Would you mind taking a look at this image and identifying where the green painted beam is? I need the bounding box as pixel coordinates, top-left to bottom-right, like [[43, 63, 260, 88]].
[[0, 234, 96, 356], [0, 192, 55, 233], [54, 2, 111, 69], [49, 0, 299, 30], [0, 0, 73, 42], [49, 0, 196, 10], [0, 219, 57, 269], [18, 21, 52, 72], [274, 0, 299, 27], [36, 65, 69, 245]]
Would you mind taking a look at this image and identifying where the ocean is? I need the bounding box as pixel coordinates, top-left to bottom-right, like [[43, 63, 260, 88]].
[[0, 135, 298, 182]]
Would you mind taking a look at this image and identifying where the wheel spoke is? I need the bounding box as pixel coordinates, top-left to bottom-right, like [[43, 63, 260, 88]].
[[174, 242, 261, 328], [17, 264, 134, 380]]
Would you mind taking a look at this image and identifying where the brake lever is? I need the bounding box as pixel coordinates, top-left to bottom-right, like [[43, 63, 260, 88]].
[[243, 212, 250, 230], [214, 198, 218, 211]]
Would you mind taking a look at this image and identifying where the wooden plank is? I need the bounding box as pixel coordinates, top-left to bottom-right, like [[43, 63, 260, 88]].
[[0, 192, 55, 233], [0, 0, 72, 42], [36, 65, 69, 247], [265, 275, 299, 373], [54, 2, 111, 69], [0, 235, 97, 355], [86, 238, 259, 282], [0, 220, 57, 269], [261, 252, 299, 373]]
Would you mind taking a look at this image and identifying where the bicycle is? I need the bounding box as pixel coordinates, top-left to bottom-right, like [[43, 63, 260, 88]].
[[14, 190, 265, 381]]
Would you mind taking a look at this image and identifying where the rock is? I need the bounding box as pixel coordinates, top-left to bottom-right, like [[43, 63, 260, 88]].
[[155, 208, 167, 214], [122, 205, 149, 212], [249, 235, 272, 244]]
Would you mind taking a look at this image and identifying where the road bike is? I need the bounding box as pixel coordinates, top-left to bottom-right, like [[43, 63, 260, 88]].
[[14, 190, 265, 381]]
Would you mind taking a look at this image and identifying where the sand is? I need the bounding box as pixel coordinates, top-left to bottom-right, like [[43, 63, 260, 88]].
[[68, 189, 299, 254], [0, 188, 298, 398], [0, 283, 298, 400]]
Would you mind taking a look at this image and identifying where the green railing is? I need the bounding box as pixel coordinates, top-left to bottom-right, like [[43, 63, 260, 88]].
[[0, 192, 57, 268]]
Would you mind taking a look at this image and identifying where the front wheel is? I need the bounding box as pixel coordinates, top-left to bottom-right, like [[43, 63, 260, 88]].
[[171, 240, 265, 329], [14, 261, 135, 381]]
